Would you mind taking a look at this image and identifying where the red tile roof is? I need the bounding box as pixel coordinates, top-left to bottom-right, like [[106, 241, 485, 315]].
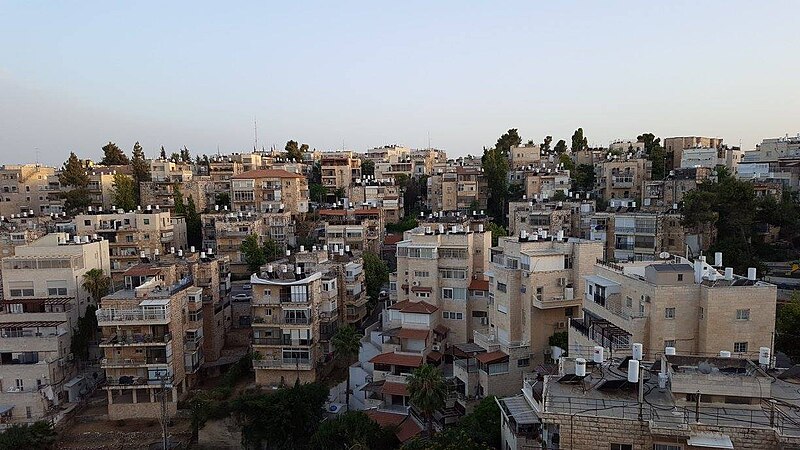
[[475, 350, 509, 365], [379, 381, 409, 396], [468, 279, 490, 291], [427, 350, 443, 362], [354, 208, 381, 215], [123, 265, 162, 277], [369, 352, 424, 368], [365, 411, 423, 443], [384, 234, 403, 245], [396, 328, 430, 340], [231, 169, 304, 179], [410, 286, 432, 293], [319, 209, 347, 216], [399, 301, 438, 314], [433, 324, 450, 336]]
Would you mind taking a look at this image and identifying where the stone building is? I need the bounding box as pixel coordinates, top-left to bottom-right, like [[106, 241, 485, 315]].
[[320, 152, 361, 190], [0, 164, 57, 217], [664, 136, 724, 170], [230, 169, 308, 215], [427, 167, 487, 213], [0, 233, 110, 423], [595, 158, 651, 202]]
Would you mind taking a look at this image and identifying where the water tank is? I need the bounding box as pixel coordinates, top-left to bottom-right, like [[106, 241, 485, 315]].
[[665, 346, 676, 356], [632, 343, 643, 361], [593, 346, 604, 363], [575, 358, 586, 377], [714, 252, 723, 267], [719, 350, 732, 358], [759, 347, 771, 365], [748, 267, 757, 281], [627, 359, 640, 383], [190, 246, 196, 253], [658, 373, 668, 389], [724, 267, 734, 280]]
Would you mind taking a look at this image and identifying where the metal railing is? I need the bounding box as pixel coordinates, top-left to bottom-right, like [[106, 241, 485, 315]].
[[96, 308, 171, 324]]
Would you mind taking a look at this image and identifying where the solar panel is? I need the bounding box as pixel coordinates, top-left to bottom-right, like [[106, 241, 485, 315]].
[[617, 356, 632, 371], [557, 374, 587, 384], [597, 379, 637, 391]]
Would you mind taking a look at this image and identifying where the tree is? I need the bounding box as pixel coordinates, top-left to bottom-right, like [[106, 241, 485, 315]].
[[160, 146, 167, 159], [541, 135, 553, 154], [169, 152, 181, 163], [130, 142, 150, 203], [776, 293, 800, 363], [215, 192, 231, 209], [82, 268, 110, 304], [482, 145, 509, 225], [402, 427, 492, 450], [638, 133, 666, 179], [0, 421, 57, 449], [111, 173, 137, 212], [572, 164, 596, 192], [486, 222, 507, 246], [231, 382, 328, 449], [285, 140, 304, 162], [361, 159, 375, 177], [70, 304, 98, 361], [185, 195, 202, 248], [407, 364, 447, 437], [309, 184, 327, 203], [363, 251, 389, 302], [386, 216, 418, 234], [59, 152, 91, 214], [173, 185, 186, 215], [571, 128, 588, 153], [180, 146, 191, 162], [559, 153, 575, 172], [240, 234, 266, 273], [311, 411, 397, 450], [262, 238, 281, 262], [457, 396, 501, 448], [494, 128, 522, 156], [100, 141, 129, 166], [551, 190, 568, 202], [332, 326, 361, 411], [554, 139, 568, 155]]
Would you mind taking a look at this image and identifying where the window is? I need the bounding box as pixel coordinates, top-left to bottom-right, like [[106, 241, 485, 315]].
[[415, 292, 430, 298], [10, 288, 34, 297], [653, 444, 681, 450], [47, 287, 67, 296], [497, 282, 507, 293], [442, 311, 464, 320], [517, 358, 530, 367], [535, 286, 543, 301], [143, 218, 150, 225], [664, 340, 675, 348], [626, 297, 632, 308], [699, 307, 704, 319], [677, 274, 683, 281], [497, 304, 508, 314], [664, 307, 675, 319], [611, 445, 633, 450], [441, 287, 466, 300], [83, 219, 91, 226], [439, 269, 467, 279], [736, 309, 750, 320], [564, 307, 574, 317], [413, 271, 429, 278], [734, 342, 748, 353]]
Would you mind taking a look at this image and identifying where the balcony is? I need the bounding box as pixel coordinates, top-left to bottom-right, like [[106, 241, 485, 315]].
[[105, 375, 174, 388], [184, 336, 203, 352], [196, 277, 213, 287], [253, 358, 313, 370], [101, 356, 171, 368], [96, 308, 171, 326], [252, 315, 312, 326], [99, 333, 172, 347]]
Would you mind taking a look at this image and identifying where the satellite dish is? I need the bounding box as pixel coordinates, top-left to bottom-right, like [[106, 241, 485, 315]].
[[659, 252, 671, 259], [698, 361, 713, 374]]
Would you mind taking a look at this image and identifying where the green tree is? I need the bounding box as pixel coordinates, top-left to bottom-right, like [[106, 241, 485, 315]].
[[173, 185, 186, 215], [285, 140, 304, 162], [231, 382, 328, 449], [402, 427, 492, 450], [59, 152, 91, 214], [571, 128, 588, 153], [551, 190, 568, 202], [332, 326, 361, 411], [361, 159, 375, 177], [638, 133, 666, 179], [309, 183, 327, 203], [214, 192, 231, 209], [541, 135, 553, 153], [180, 146, 191, 162], [0, 421, 57, 449], [457, 396, 501, 448], [130, 142, 150, 203], [482, 146, 509, 225], [160, 146, 167, 159], [776, 294, 800, 363], [335, 188, 347, 201], [486, 222, 507, 246], [311, 411, 397, 450], [262, 238, 281, 262], [185, 195, 202, 248], [407, 364, 447, 437], [111, 173, 137, 212], [559, 153, 575, 172], [494, 128, 522, 156], [386, 216, 418, 234], [169, 152, 181, 163], [554, 139, 567, 155], [468, 199, 480, 213], [100, 141, 130, 166], [363, 251, 389, 302], [240, 233, 266, 273], [572, 164, 596, 192], [82, 268, 110, 304]]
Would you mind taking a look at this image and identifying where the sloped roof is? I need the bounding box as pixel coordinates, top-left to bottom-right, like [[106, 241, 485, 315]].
[[475, 350, 509, 365], [468, 279, 490, 291], [369, 352, 424, 368]]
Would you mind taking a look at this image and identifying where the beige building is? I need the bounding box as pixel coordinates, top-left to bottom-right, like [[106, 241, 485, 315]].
[[571, 255, 776, 361], [664, 136, 724, 170], [0, 233, 110, 423], [507, 200, 596, 239], [456, 235, 602, 398], [0, 164, 57, 217], [608, 139, 646, 155], [139, 158, 211, 213], [596, 158, 651, 201], [230, 169, 308, 214], [642, 167, 713, 211], [364, 145, 411, 163], [499, 353, 800, 450], [522, 170, 572, 201], [427, 167, 487, 213], [85, 165, 132, 210], [319, 207, 384, 254], [508, 143, 542, 169], [348, 180, 404, 224], [321, 152, 361, 190], [97, 260, 205, 420]]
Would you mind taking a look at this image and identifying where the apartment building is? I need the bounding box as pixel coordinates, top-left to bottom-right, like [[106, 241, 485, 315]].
[[642, 167, 713, 211], [521, 170, 572, 202], [348, 179, 404, 224], [202, 211, 263, 277], [139, 159, 211, 212], [230, 169, 308, 214], [608, 139, 645, 155], [679, 146, 742, 171], [664, 136, 724, 170], [596, 158, 651, 201], [85, 165, 132, 210], [321, 152, 361, 190], [0, 214, 51, 260], [427, 167, 487, 213], [455, 234, 602, 398], [206, 157, 245, 206], [570, 255, 776, 361], [75, 209, 180, 282], [507, 200, 595, 239], [319, 207, 384, 254], [97, 260, 202, 419], [0, 233, 110, 423], [0, 164, 57, 217], [499, 352, 800, 449], [364, 145, 411, 163], [508, 143, 541, 169]]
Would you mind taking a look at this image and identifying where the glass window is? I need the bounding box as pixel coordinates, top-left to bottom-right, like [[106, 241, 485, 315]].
[[736, 309, 750, 320], [734, 342, 748, 353], [664, 307, 675, 319]]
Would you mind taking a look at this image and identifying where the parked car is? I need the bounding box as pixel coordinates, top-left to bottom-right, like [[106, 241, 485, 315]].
[[242, 284, 252, 290], [232, 293, 252, 302]]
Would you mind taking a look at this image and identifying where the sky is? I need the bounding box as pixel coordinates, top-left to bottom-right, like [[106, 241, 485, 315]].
[[1, 1, 799, 166]]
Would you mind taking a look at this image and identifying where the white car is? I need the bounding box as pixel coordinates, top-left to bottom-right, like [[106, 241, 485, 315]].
[[232, 293, 252, 302]]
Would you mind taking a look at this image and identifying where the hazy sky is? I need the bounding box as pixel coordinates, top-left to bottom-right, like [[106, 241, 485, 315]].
[[2, 1, 799, 166]]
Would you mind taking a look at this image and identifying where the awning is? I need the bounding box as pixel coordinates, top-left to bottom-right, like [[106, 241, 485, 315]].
[[380, 381, 410, 396], [427, 351, 443, 362], [0, 405, 13, 415], [397, 328, 429, 340], [475, 350, 509, 365], [369, 352, 424, 368], [584, 275, 619, 287], [0, 320, 66, 328], [433, 324, 449, 336], [139, 299, 170, 306], [686, 433, 733, 449]]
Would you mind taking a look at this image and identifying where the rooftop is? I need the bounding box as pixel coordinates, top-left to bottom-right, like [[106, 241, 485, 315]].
[[231, 169, 304, 179]]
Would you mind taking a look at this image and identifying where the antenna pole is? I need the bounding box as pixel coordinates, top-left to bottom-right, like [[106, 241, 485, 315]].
[[254, 117, 258, 151]]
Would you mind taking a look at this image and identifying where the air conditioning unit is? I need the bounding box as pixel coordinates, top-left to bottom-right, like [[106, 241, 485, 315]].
[[557, 321, 566, 329], [431, 344, 441, 352]]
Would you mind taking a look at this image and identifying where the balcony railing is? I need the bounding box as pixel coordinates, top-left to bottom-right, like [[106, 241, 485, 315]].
[[96, 308, 171, 325], [253, 359, 313, 370], [100, 333, 172, 346], [252, 336, 314, 346], [101, 356, 171, 367]]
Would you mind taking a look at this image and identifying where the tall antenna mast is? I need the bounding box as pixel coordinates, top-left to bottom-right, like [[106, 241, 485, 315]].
[[427, 131, 431, 150], [254, 117, 258, 151]]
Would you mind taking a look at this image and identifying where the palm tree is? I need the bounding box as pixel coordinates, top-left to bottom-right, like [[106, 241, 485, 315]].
[[82, 268, 110, 304], [407, 363, 446, 437], [332, 325, 361, 410]]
